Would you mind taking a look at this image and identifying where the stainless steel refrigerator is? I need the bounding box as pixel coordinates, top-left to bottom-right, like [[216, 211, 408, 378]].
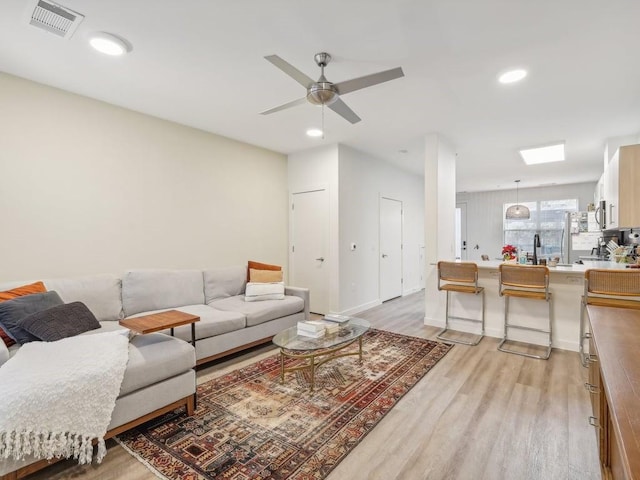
[[561, 211, 601, 264]]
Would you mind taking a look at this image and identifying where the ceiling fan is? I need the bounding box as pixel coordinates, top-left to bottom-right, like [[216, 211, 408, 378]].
[[261, 52, 404, 124]]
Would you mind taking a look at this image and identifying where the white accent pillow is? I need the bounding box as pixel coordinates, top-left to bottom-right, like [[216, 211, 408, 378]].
[[244, 282, 285, 302]]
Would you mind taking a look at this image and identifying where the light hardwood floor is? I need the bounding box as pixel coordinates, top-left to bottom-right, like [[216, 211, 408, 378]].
[[27, 290, 601, 480]]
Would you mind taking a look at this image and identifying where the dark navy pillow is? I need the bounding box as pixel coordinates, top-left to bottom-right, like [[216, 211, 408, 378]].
[[0, 291, 64, 344], [18, 302, 100, 342]]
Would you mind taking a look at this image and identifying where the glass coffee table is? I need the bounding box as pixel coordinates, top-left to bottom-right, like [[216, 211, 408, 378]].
[[272, 317, 370, 391]]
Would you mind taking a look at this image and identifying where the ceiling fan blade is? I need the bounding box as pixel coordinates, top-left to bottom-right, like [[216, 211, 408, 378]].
[[328, 98, 361, 124], [334, 67, 404, 95], [260, 97, 308, 115], [264, 55, 315, 88]]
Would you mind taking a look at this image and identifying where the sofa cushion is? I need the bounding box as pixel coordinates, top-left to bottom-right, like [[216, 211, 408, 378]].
[[118, 332, 195, 396], [122, 270, 204, 317], [45, 274, 123, 321], [210, 294, 304, 327], [126, 304, 246, 341], [203, 266, 246, 303], [18, 302, 101, 341], [0, 291, 64, 344]]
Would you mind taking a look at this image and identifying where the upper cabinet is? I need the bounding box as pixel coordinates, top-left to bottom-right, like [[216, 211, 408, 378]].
[[604, 144, 640, 229]]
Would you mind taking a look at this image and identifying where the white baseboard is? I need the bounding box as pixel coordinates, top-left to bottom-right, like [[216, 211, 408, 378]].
[[403, 286, 423, 296], [340, 300, 382, 316]]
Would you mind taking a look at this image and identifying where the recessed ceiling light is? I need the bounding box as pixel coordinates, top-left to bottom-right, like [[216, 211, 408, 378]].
[[398, 149, 408, 154], [306, 128, 323, 137], [519, 142, 565, 165], [498, 69, 527, 84], [89, 32, 131, 56]]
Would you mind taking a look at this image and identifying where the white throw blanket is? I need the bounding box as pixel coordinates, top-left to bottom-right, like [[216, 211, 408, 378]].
[[0, 330, 129, 464]]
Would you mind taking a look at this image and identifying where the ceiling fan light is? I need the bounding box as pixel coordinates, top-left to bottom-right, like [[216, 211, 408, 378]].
[[307, 83, 338, 106]]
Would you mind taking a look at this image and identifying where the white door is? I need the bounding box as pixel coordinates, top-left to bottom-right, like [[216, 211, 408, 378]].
[[291, 189, 330, 314], [380, 197, 403, 302], [456, 203, 468, 260]]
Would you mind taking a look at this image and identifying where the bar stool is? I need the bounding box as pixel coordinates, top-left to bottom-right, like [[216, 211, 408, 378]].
[[436, 261, 485, 345], [498, 264, 552, 360], [579, 269, 640, 367]]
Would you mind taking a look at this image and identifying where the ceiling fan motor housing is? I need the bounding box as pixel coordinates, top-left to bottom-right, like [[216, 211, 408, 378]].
[[307, 82, 338, 105]]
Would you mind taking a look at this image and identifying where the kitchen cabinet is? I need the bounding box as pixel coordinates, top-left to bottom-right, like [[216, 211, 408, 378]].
[[604, 144, 640, 229], [594, 173, 605, 205], [586, 305, 640, 480]]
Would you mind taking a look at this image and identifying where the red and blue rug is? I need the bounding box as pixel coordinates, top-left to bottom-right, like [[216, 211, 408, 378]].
[[118, 329, 452, 479]]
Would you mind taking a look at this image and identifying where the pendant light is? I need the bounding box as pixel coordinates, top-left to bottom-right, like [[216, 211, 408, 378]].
[[505, 180, 530, 219]]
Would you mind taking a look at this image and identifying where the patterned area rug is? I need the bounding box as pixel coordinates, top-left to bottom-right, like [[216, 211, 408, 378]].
[[117, 329, 452, 480]]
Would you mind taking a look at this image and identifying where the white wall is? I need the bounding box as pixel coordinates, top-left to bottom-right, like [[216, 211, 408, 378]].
[[0, 73, 288, 281], [287, 143, 424, 314], [456, 182, 596, 262], [288, 145, 340, 312], [338, 145, 424, 313]]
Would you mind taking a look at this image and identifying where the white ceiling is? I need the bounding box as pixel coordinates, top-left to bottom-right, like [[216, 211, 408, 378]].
[[1, 0, 639, 192]]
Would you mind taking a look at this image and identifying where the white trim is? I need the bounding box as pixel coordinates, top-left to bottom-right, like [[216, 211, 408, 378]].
[[339, 300, 382, 316]]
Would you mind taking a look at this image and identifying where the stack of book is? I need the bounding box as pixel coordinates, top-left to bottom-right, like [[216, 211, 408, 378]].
[[296, 320, 326, 338], [323, 313, 350, 324], [297, 319, 344, 337]]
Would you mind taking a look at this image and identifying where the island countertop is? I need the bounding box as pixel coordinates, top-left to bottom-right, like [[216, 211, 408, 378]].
[[470, 260, 630, 275]]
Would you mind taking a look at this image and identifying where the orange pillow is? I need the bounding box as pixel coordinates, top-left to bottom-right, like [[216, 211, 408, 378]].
[[247, 261, 281, 282], [0, 281, 47, 302], [0, 281, 47, 347]]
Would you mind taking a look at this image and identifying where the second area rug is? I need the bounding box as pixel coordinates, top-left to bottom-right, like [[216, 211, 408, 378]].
[[117, 329, 452, 480]]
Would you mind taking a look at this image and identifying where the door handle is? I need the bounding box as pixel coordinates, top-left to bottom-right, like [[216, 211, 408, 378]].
[[382, 254, 388, 258], [316, 257, 324, 262]]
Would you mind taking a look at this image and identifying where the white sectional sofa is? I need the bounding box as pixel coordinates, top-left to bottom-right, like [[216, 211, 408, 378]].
[[0, 266, 308, 480]]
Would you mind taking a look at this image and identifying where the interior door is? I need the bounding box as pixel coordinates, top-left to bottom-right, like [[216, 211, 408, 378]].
[[380, 197, 403, 302], [291, 189, 329, 314], [456, 203, 468, 260]]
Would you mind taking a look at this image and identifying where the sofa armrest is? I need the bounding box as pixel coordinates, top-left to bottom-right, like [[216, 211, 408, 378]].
[[0, 340, 10, 367], [285, 286, 310, 320]]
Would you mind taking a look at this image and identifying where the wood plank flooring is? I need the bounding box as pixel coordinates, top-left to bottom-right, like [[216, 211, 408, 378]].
[[26, 290, 601, 480]]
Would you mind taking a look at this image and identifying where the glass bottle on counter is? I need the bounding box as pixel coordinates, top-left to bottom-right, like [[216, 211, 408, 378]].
[[519, 251, 527, 265]]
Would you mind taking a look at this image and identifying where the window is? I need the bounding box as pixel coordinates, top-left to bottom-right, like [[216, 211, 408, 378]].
[[504, 199, 578, 259]]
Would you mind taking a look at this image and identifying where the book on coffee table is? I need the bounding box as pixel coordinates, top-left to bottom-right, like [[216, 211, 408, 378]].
[[323, 314, 350, 324]]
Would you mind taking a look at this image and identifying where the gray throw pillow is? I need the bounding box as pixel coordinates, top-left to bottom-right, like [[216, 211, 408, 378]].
[[18, 302, 101, 342], [0, 291, 64, 344]]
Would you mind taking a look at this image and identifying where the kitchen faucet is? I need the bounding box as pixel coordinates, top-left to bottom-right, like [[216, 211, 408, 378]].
[[532, 234, 541, 265]]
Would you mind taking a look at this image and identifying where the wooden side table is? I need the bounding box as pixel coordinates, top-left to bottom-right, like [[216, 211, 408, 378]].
[[119, 310, 200, 409], [119, 309, 200, 346]]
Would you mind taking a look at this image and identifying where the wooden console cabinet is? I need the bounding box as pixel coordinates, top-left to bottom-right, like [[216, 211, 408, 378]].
[[586, 305, 640, 480]]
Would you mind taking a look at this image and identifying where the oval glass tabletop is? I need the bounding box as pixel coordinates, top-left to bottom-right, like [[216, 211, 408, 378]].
[[273, 317, 370, 351]]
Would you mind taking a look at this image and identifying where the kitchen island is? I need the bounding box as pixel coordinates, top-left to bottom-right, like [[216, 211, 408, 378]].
[[425, 260, 630, 352]]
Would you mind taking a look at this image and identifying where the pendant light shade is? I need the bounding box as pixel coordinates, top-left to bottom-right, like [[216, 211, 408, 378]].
[[505, 180, 530, 219]]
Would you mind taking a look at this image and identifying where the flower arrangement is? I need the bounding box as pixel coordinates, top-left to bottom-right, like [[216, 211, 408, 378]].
[[502, 244, 517, 261]]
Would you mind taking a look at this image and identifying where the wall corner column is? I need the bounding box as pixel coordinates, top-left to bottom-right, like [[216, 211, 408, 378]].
[[424, 133, 457, 325]]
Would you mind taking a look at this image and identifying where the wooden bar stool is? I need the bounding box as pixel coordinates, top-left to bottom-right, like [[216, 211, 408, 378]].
[[498, 264, 552, 360], [579, 269, 640, 367], [436, 261, 485, 345]]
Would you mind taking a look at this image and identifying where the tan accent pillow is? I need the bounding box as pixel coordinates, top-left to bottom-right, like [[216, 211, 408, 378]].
[[249, 269, 283, 283], [0, 281, 48, 347], [247, 261, 282, 281]]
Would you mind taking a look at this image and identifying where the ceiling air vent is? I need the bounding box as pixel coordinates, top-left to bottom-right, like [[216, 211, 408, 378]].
[[29, 0, 84, 39]]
